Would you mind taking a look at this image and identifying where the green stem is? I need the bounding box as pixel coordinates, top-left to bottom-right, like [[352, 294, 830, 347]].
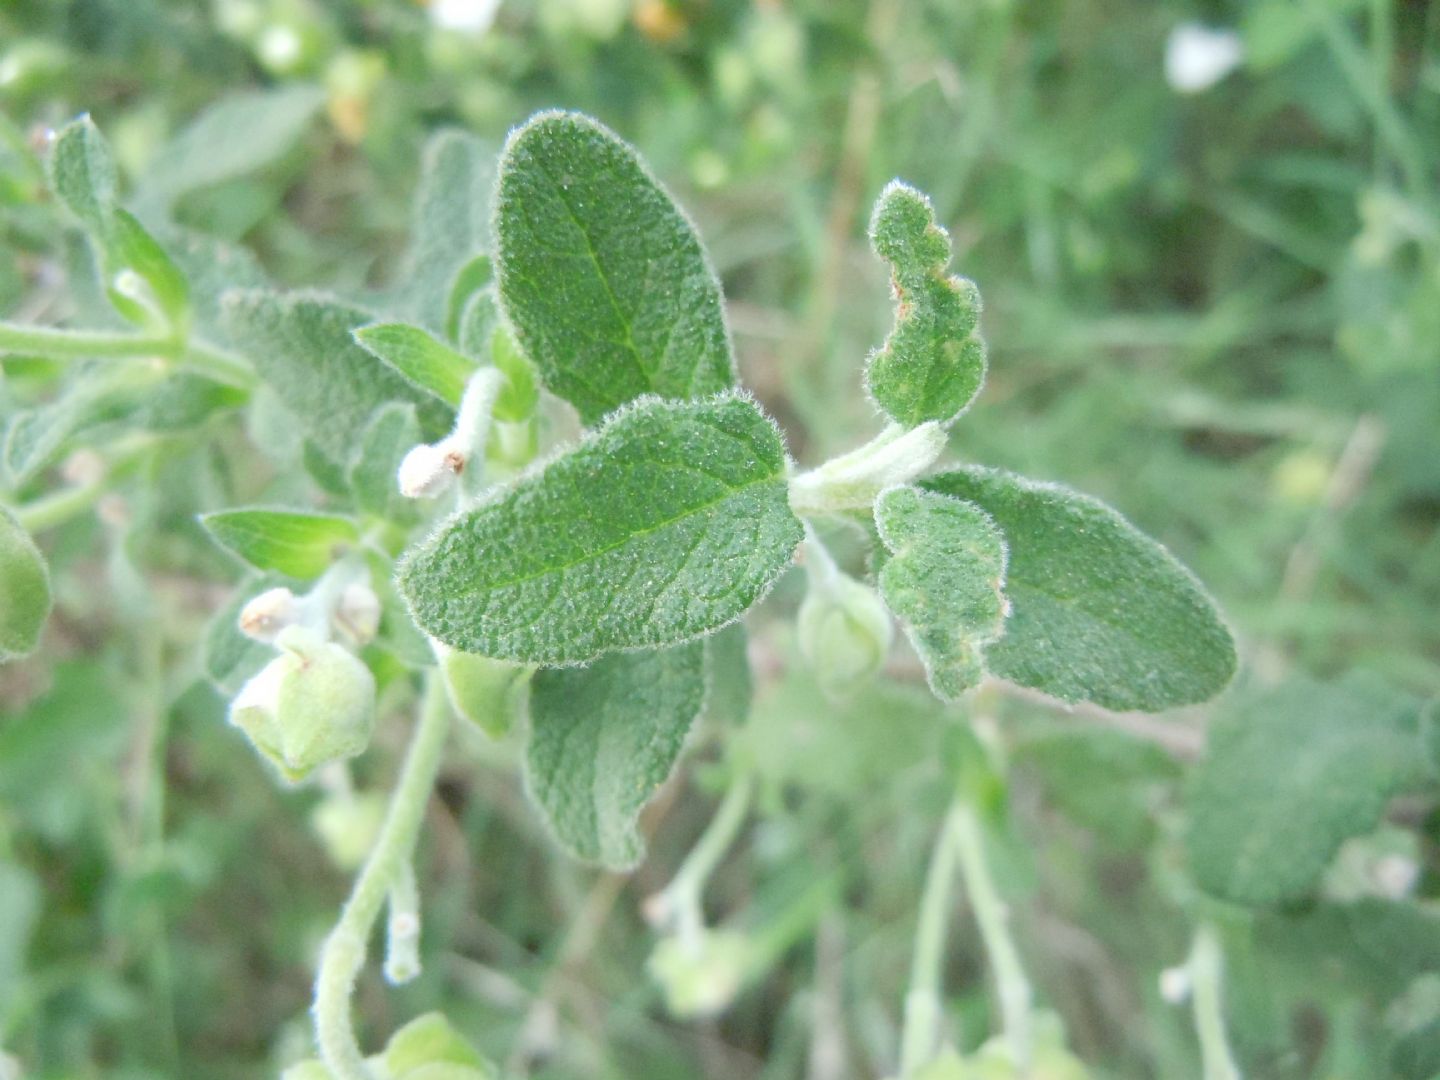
[[654, 772, 754, 946], [953, 802, 1033, 1069], [0, 321, 254, 389], [13, 480, 106, 533], [1191, 924, 1242, 1080], [313, 675, 452, 1080], [899, 805, 963, 1077]]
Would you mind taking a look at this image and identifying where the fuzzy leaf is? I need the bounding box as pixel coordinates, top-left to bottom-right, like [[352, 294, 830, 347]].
[[865, 182, 986, 427], [203, 573, 287, 696], [136, 85, 325, 210], [401, 130, 495, 333], [875, 485, 1007, 701], [201, 508, 359, 579], [922, 467, 1236, 712], [1187, 674, 1427, 906], [47, 116, 116, 235], [0, 507, 51, 662], [348, 402, 422, 524], [493, 111, 735, 424], [221, 290, 453, 463], [704, 622, 752, 726], [460, 290, 537, 422], [398, 393, 800, 664], [353, 323, 476, 407], [526, 641, 705, 867]]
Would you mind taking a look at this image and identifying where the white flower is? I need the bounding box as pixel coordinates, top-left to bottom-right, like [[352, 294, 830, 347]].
[[1165, 23, 1243, 94], [431, 0, 502, 35]]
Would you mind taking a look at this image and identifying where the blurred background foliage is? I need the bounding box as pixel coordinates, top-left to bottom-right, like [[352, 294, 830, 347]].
[[0, 0, 1437, 1077]]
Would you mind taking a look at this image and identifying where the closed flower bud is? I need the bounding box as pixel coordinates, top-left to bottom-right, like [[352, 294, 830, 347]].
[[437, 645, 532, 739], [798, 572, 893, 700], [238, 586, 300, 642], [229, 626, 376, 783], [649, 929, 753, 1019], [398, 441, 465, 499], [333, 582, 381, 645], [383, 1012, 494, 1079]]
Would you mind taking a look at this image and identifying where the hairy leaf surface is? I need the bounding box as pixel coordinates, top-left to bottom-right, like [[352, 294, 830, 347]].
[[526, 641, 705, 868], [398, 394, 800, 664], [923, 467, 1236, 711], [1187, 675, 1426, 905], [401, 130, 495, 333], [493, 111, 734, 424], [865, 182, 986, 427], [874, 485, 1006, 700]]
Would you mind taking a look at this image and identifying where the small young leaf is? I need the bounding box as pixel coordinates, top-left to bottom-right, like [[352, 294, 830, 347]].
[[106, 208, 190, 329], [493, 111, 735, 424], [136, 85, 325, 210], [201, 508, 359, 579], [398, 393, 801, 665], [348, 402, 422, 524], [526, 641, 705, 867], [0, 507, 51, 662], [874, 485, 1007, 701], [865, 181, 986, 428], [460, 290, 537, 422], [1187, 674, 1427, 906], [922, 467, 1236, 712], [47, 116, 117, 236], [353, 323, 476, 407], [221, 290, 453, 463]]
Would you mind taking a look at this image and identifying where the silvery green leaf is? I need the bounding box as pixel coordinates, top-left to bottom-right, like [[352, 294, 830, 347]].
[[398, 393, 800, 665], [493, 111, 735, 424], [459, 290, 537, 423], [922, 467, 1237, 712], [135, 85, 325, 211], [703, 622, 752, 726], [526, 641, 705, 868], [864, 181, 986, 428], [1187, 674, 1428, 906], [874, 484, 1007, 701], [352, 322, 476, 407], [348, 402, 422, 524], [201, 508, 360, 579], [47, 115, 116, 236], [221, 289, 453, 464], [0, 507, 51, 663], [203, 573, 287, 696]]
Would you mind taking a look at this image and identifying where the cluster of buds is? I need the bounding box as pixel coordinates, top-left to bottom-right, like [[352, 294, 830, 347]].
[[647, 929, 755, 1020], [796, 531, 894, 700], [397, 368, 504, 501], [228, 563, 382, 783]]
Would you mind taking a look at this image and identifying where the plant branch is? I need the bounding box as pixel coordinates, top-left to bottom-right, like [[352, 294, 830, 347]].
[[312, 674, 452, 1080], [898, 804, 962, 1077], [1191, 924, 1242, 1080]]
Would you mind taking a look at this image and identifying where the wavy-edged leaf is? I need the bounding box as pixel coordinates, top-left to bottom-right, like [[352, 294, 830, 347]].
[[398, 393, 800, 665], [493, 111, 735, 424], [922, 467, 1236, 711], [865, 181, 986, 427], [874, 484, 1006, 701], [526, 641, 705, 867]]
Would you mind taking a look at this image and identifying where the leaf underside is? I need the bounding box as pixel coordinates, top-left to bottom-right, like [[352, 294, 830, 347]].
[[398, 394, 801, 665]]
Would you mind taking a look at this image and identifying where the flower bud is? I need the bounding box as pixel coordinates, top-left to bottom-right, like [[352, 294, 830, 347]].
[[383, 1012, 494, 1079], [398, 441, 464, 499], [229, 627, 376, 783], [239, 586, 300, 643], [648, 930, 753, 1019], [798, 572, 893, 700], [333, 582, 381, 645], [438, 645, 532, 739]]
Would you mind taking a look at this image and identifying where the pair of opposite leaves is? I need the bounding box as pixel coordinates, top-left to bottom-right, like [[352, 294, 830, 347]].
[[396, 110, 1236, 715]]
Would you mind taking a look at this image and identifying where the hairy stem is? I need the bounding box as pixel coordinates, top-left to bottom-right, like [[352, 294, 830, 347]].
[[651, 771, 754, 947], [313, 675, 452, 1080], [0, 321, 254, 389], [1191, 924, 1242, 1080], [898, 804, 962, 1077], [953, 801, 1033, 1069]]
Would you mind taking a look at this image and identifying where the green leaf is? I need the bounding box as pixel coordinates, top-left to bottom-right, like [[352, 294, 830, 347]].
[[874, 484, 1007, 701], [526, 641, 706, 867], [460, 290, 537, 423], [136, 85, 325, 210], [1187, 674, 1427, 906], [47, 115, 117, 235], [0, 506, 51, 662], [106, 208, 190, 329], [398, 393, 800, 664], [352, 322, 475, 408], [922, 467, 1237, 712], [203, 573, 287, 696], [0, 860, 41, 1021], [493, 111, 735, 424], [703, 622, 752, 726], [383, 1011, 492, 1076], [348, 402, 422, 524], [221, 289, 453, 463], [400, 130, 495, 334], [201, 508, 360, 579], [865, 181, 986, 427]]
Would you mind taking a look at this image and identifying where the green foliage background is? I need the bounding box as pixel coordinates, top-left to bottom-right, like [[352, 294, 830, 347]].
[[1, 0, 1437, 1077]]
